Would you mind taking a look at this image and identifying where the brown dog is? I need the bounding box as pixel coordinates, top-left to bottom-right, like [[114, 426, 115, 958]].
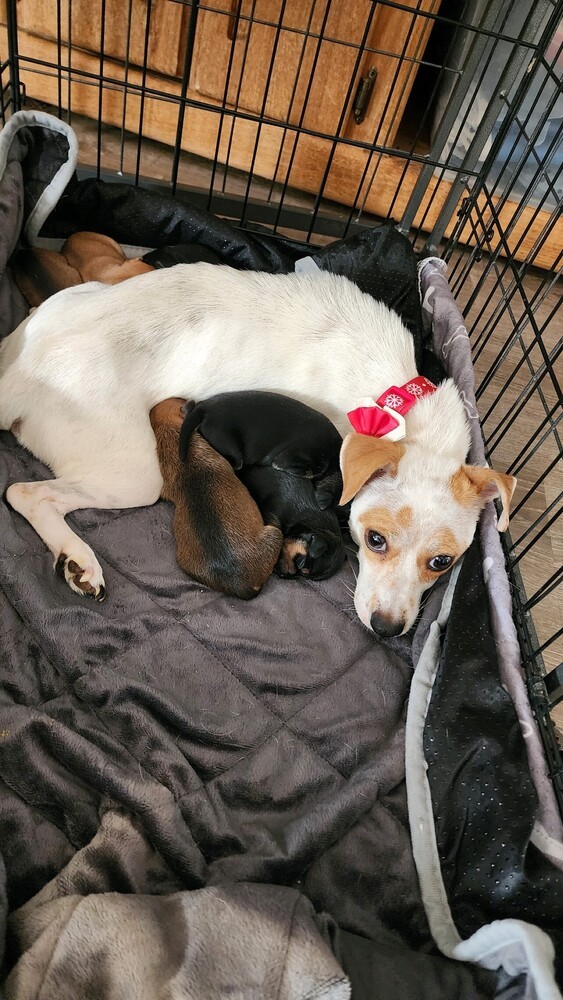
[[150, 398, 283, 600], [12, 232, 153, 306]]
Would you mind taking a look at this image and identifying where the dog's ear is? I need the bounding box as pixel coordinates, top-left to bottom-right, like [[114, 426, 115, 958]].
[[457, 465, 517, 532], [339, 434, 404, 506], [314, 469, 342, 510], [272, 450, 325, 479]]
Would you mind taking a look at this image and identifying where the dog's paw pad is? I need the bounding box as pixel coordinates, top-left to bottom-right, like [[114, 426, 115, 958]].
[[56, 553, 106, 601]]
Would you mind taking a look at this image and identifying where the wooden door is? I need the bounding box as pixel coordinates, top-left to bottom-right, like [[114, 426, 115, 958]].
[[0, 0, 450, 236], [189, 0, 440, 204], [10, 0, 185, 77]]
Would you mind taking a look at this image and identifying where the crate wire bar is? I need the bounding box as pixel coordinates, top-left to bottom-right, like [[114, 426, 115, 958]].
[[0, 0, 561, 808]]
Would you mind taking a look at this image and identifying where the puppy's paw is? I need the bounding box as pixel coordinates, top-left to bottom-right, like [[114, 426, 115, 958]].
[[55, 549, 106, 601], [276, 529, 345, 582], [276, 538, 308, 578]]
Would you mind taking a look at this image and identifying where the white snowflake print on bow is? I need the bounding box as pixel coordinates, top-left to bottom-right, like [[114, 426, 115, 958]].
[[405, 382, 424, 397], [383, 393, 404, 410]]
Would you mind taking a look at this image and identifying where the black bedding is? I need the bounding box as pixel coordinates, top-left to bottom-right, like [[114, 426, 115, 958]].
[[0, 110, 562, 1000]]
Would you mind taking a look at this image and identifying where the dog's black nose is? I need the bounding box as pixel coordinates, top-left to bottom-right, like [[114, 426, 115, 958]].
[[370, 612, 404, 638]]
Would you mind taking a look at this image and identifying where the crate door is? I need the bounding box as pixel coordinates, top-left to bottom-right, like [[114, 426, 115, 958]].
[[189, 0, 440, 212]]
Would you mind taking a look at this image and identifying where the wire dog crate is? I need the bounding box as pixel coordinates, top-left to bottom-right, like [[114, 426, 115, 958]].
[[0, 0, 561, 808]]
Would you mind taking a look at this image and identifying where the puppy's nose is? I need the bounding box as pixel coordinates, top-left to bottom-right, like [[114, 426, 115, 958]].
[[369, 612, 404, 638]]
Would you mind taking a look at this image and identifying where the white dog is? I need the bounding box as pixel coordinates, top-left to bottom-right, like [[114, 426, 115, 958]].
[[0, 264, 515, 635]]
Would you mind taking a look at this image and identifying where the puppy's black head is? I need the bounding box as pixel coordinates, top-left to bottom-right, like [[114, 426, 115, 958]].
[[276, 524, 345, 581]]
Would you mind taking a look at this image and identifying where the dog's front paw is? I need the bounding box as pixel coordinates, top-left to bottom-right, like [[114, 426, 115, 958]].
[[55, 549, 106, 601]]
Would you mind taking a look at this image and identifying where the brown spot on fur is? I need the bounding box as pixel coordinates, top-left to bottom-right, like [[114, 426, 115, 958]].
[[450, 465, 517, 532], [11, 247, 82, 307], [62, 232, 154, 284], [9, 418, 22, 437], [56, 554, 105, 600], [357, 509, 460, 581], [150, 398, 186, 437], [358, 506, 411, 540], [357, 508, 403, 566], [417, 528, 460, 584], [283, 539, 308, 559], [395, 505, 412, 529], [12, 233, 154, 308]]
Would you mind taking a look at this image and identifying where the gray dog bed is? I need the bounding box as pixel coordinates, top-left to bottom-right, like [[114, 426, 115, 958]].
[[0, 111, 562, 1000]]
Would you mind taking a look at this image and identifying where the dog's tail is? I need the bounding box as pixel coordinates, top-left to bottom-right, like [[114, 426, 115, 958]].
[[178, 400, 201, 461]]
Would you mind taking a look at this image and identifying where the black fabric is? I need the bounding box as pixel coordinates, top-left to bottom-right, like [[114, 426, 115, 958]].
[[338, 930, 498, 1000], [6, 123, 71, 235], [145, 242, 224, 267], [424, 538, 563, 954], [42, 177, 313, 271]]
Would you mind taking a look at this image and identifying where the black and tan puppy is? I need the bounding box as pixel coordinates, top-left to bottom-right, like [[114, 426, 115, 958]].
[[178, 392, 346, 580], [150, 398, 282, 599], [179, 391, 342, 485], [239, 464, 345, 580]]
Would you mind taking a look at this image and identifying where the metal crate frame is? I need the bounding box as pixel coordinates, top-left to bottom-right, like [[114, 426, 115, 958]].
[[0, 0, 561, 812]]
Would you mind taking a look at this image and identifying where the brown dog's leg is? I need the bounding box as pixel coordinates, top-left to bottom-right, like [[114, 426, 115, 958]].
[[62, 232, 153, 284], [11, 247, 82, 307], [12, 232, 153, 309]]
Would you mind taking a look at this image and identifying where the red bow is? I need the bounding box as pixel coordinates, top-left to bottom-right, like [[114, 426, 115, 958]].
[[347, 377, 437, 438]]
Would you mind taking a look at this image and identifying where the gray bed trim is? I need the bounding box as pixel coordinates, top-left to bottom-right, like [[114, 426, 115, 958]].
[[405, 261, 562, 998], [418, 258, 563, 855], [0, 110, 77, 244], [406, 573, 561, 999], [405, 563, 463, 953]]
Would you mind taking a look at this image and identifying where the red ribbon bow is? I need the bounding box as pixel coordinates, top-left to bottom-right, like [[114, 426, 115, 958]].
[[347, 376, 437, 438]]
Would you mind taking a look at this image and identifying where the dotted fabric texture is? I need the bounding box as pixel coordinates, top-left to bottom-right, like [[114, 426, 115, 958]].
[[425, 538, 563, 970]]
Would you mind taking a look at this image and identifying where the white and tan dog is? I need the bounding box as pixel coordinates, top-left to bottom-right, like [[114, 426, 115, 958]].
[[0, 263, 515, 634]]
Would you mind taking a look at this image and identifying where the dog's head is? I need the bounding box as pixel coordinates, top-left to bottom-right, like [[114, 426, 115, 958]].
[[340, 385, 516, 637], [238, 464, 346, 582]]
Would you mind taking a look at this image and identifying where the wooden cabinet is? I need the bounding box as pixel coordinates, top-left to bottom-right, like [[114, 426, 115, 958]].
[[10, 0, 186, 77], [0, 0, 559, 267], [0, 0, 438, 209], [189, 0, 439, 211]]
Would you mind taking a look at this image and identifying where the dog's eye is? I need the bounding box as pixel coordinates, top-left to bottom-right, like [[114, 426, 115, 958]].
[[365, 530, 387, 552], [428, 554, 453, 572]]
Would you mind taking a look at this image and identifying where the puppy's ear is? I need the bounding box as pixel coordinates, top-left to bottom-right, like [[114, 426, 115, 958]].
[[314, 470, 342, 510], [339, 434, 404, 506], [457, 465, 517, 532], [272, 450, 323, 478]]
